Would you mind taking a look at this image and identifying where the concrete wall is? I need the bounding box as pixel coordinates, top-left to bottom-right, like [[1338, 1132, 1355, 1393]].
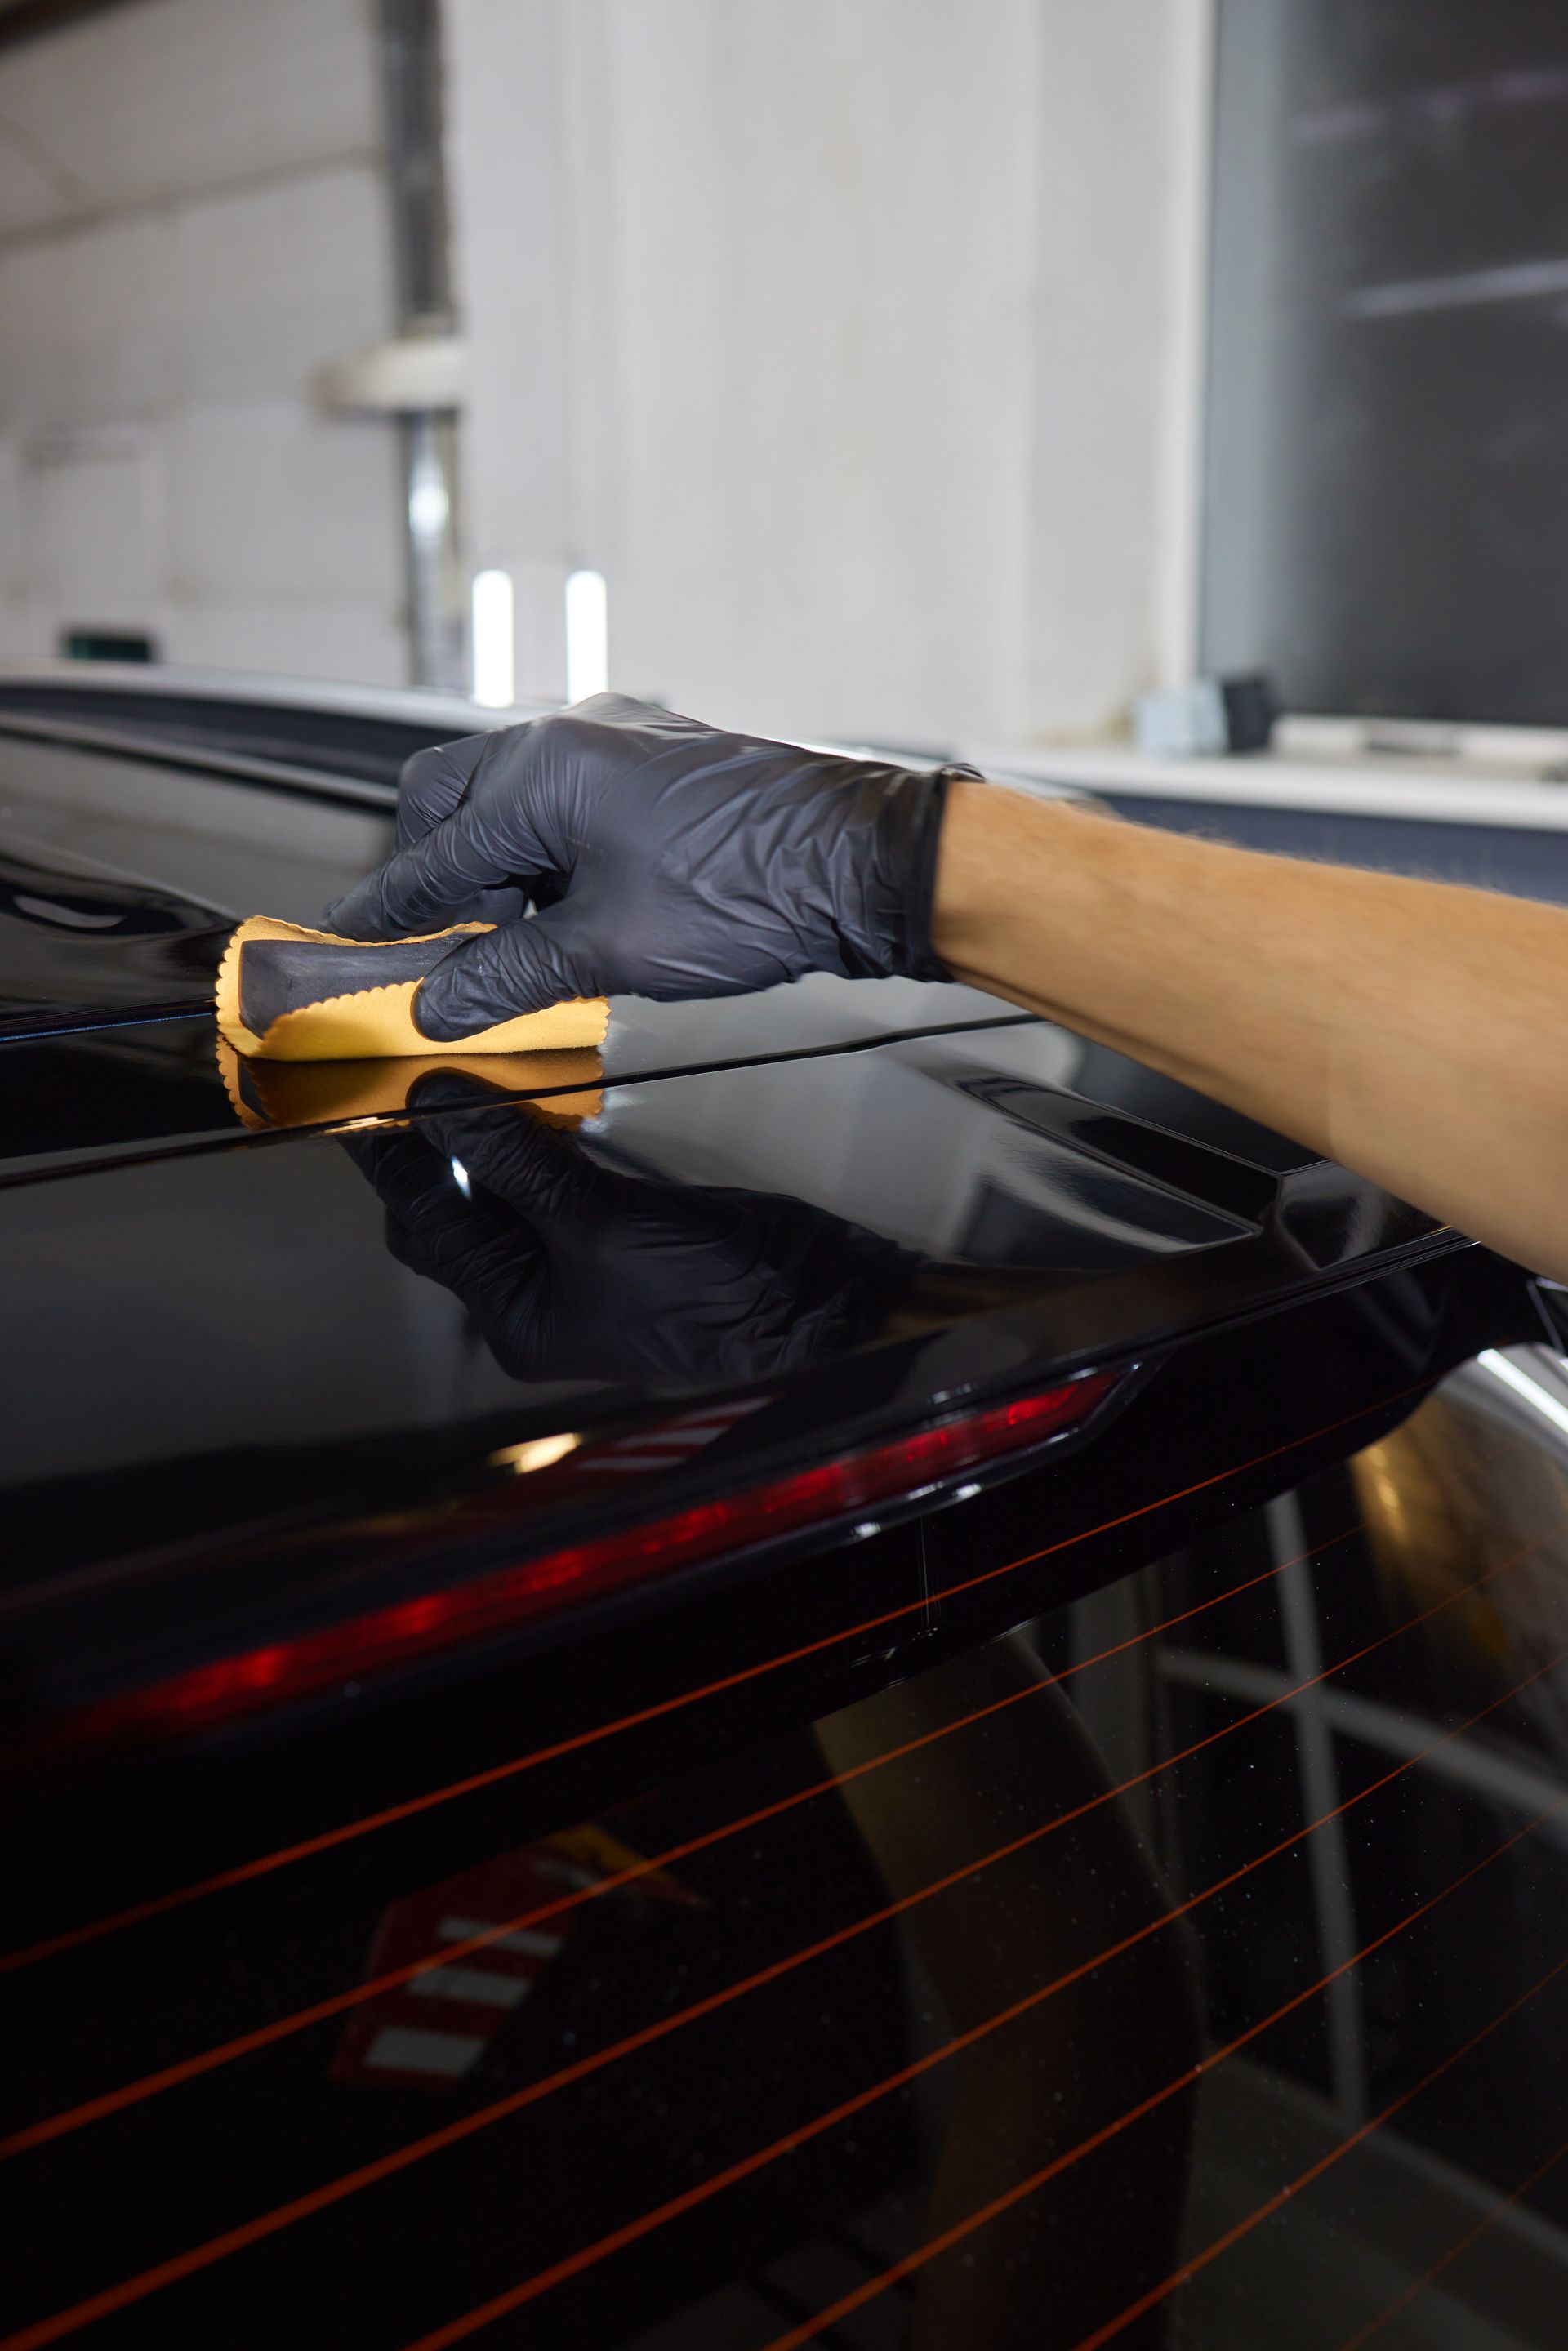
[[445, 0, 1209, 749], [0, 0, 408, 682]]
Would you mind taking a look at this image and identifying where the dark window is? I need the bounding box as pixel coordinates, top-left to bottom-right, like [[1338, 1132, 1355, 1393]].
[[1204, 0, 1568, 725]]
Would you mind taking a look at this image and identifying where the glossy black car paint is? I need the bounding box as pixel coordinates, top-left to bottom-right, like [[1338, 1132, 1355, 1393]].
[[0, 942, 1503, 1730], [2, 681, 1565, 2351], [0, 841, 229, 1037]]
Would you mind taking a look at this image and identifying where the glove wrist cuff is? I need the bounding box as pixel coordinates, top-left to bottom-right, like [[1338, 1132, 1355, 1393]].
[[899, 763, 982, 982]]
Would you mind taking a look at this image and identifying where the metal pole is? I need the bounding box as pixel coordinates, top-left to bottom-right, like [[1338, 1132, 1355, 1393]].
[[381, 0, 465, 689]]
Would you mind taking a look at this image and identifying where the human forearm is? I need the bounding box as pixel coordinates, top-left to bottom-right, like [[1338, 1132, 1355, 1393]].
[[933, 780, 1568, 1279], [332, 701, 1568, 1278]]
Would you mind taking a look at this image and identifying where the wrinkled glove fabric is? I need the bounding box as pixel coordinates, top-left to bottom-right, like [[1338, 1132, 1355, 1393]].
[[216, 915, 609, 1062], [323, 694, 973, 1042]]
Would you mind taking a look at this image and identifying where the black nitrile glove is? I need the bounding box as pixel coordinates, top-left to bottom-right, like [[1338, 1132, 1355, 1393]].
[[344, 1076, 919, 1387], [322, 694, 969, 1041]]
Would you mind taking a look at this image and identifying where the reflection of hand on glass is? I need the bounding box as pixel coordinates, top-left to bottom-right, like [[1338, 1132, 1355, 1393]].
[[343, 1073, 918, 1386]]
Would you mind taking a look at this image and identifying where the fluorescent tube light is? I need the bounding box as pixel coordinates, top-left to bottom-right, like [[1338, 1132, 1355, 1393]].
[[565, 568, 608, 704]]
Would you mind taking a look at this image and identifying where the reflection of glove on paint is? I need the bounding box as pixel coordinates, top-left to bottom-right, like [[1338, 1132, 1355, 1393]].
[[323, 693, 970, 1042], [343, 1075, 919, 1386], [215, 915, 608, 1062]]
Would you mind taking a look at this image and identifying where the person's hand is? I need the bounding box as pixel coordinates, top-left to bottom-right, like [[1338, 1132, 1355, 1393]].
[[322, 694, 969, 1040], [342, 1075, 917, 1387]]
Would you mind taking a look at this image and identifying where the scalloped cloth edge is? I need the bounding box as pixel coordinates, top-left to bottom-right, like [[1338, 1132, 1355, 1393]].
[[215, 915, 610, 1063], [216, 1038, 606, 1133]]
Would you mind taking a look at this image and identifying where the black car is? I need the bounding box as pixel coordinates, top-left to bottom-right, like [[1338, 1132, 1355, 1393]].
[[2, 666, 1567, 2351]]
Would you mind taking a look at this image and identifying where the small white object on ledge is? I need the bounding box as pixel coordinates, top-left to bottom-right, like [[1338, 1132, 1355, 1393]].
[[1134, 680, 1229, 759]]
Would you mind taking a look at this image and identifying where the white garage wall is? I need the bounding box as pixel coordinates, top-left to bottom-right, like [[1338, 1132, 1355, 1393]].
[[444, 0, 1210, 749], [0, 0, 408, 683], [0, 0, 1209, 735]]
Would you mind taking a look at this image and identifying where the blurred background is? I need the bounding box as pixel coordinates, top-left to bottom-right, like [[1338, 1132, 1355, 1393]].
[[2, 0, 1567, 759]]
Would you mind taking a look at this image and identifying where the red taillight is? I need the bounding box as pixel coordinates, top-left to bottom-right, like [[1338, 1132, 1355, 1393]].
[[48, 1374, 1118, 1750]]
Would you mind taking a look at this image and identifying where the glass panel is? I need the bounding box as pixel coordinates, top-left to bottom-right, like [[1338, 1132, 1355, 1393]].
[[1205, 0, 1568, 724], [7, 1348, 1568, 2345]]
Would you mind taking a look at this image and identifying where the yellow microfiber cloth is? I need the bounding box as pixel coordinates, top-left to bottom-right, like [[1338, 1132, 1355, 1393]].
[[216, 1039, 605, 1134], [215, 915, 609, 1062]]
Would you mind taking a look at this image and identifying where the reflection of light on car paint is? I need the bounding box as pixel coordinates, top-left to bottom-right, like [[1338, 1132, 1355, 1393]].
[[488, 1432, 583, 1476], [570, 1397, 770, 1476], [450, 1157, 471, 1199], [333, 1826, 699, 2091], [565, 568, 608, 703], [470, 568, 514, 707], [13, 894, 122, 929], [1478, 1348, 1568, 1443]]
